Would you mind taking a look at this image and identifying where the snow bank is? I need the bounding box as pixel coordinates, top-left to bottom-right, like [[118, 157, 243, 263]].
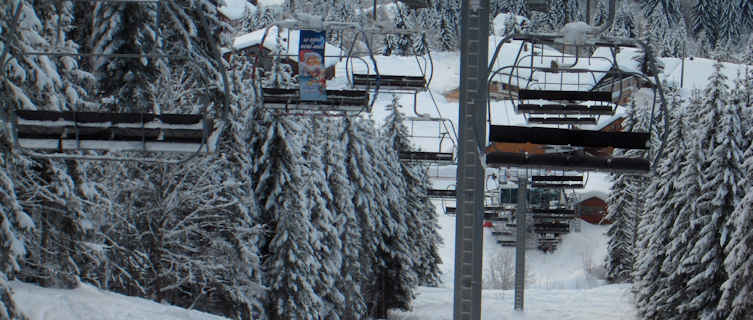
[[9, 281, 228, 320]]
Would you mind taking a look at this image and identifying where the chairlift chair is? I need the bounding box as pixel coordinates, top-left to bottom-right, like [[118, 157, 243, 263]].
[[399, 116, 456, 164], [486, 7, 668, 175], [427, 188, 456, 199], [2, 0, 227, 162], [531, 174, 585, 189], [533, 222, 570, 234]]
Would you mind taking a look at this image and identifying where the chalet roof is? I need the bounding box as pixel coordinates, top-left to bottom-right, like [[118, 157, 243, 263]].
[[574, 191, 608, 204], [218, 0, 256, 20], [229, 26, 343, 67]]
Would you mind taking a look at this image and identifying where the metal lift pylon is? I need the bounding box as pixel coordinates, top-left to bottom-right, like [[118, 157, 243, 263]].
[[453, 0, 488, 319]]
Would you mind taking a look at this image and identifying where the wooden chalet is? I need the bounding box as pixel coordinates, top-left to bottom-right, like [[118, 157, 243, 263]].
[[591, 68, 654, 105], [574, 191, 610, 224]]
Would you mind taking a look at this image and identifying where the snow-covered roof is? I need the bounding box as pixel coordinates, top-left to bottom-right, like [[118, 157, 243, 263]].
[[217, 0, 256, 20], [229, 26, 343, 67], [574, 191, 608, 203]]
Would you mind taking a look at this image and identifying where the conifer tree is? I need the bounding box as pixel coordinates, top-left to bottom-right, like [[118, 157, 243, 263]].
[[633, 92, 686, 320], [326, 119, 367, 320], [382, 96, 442, 287], [343, 118, 384, 317], [675, 61, 744, 320], [718, 73, 753, 320], [302, 117, 345, 319], [641, 0, 680, 24], [254, 115, 323, 320], [658, 92, 704, 320], [605, 103, 647, 284]]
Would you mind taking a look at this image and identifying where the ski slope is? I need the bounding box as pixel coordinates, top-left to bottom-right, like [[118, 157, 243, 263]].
[[391, 210, 638, 320]]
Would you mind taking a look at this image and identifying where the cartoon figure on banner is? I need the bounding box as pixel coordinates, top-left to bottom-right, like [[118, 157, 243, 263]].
[[298, 30, 327, 101], [301, 51, 325, 91]]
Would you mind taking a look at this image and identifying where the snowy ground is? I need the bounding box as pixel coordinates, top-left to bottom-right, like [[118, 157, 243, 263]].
[[8, 211, 637, 320], [392, 211, 638, 320], [9, 281, 226, 320]]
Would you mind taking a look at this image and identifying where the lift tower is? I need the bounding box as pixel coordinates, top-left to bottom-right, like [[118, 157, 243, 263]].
[[453, 0, 489, 319]]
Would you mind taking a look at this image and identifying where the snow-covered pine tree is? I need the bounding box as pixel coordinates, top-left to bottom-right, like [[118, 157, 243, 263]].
[[605, 172, 635, 283], [436, 0, 459, 51], [302, 117, 345, 319], [605, 102, 648, 284], [692, 0, 721, 49], [0, 143, 31, 320], [641, 0, 680, 25], [659, 92, 704, 320], [632, 19, 664, 76], [718, 72, 753, 320], [209, 75, 265, 319], [675, 60, 745, 320], [343, 117, 384, 317], [253, 114, 323, 320], [381, 96, 441, 287], [741, 0, 753, 32], [373, 113, 417, 318], [1, 0, 93, 112], [633, 91, 687, 320], [325, 118, 367, 320], [384, 5, 415, 56]]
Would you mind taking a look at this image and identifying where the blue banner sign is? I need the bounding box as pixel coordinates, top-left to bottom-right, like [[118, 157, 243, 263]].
[[298, 30, 327, 101]]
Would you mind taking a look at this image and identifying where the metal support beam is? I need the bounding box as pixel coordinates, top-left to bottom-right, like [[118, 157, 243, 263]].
[[453, 0, 489, 318], [514, 175, 528, 311]]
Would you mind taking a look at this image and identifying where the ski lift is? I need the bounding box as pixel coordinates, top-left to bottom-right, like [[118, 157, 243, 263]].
[[486, 41, 666, 174], [427, 188, 456, 199], [399, 116, 456, 164], [533, 222, 570, 234], [249, 20, 379, 115], [531, 174, 585, 189], [486, 0, 668, 175], [349, 34, 433, 109], [1, 0, 227, 162]]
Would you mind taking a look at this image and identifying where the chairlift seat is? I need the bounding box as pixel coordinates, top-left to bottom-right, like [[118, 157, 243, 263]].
[[399, 151, 454, 163], [532, 175, 583, 182], [532, 208, 576, 215], [489, 125, 649, 149], [397, 0, 430, 9], [517, 104, 614, 116], [445, 206, 457, 215], [486, 151, 650, 174], [427, 189, 456, 198], [534, 222, 570, 234], [519, 89, 612, 102], [498, 240, 517, 246], [14, 110, 218, 153], [531, 182, 585, 189], [352, 74, 427, 91], [533, 213, 575, 220], [528, 117, 597, 125], [262, 88, 369, 113]]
